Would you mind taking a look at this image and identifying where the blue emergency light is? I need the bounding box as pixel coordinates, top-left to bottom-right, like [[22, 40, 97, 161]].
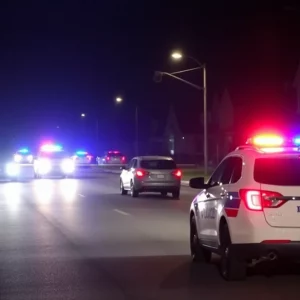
[[18, 148, 29, 154], [76, 151, 88, 156]]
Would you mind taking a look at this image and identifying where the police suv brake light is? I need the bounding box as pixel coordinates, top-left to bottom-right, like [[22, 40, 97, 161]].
[[240, 189, 285, 211]]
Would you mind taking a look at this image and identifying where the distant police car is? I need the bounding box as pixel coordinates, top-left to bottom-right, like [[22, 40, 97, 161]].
[[189, 134, 300, 281], [97, 151, 126, 165], [72, 151, 93, 165], [33, 144, 75, 178], [14, 148, 33, 164]]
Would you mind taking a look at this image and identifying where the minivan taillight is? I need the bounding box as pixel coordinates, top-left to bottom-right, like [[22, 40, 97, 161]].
[[239, 189, 285, 211], [136, 169, 149, 178], [172, 169, 182, 177]]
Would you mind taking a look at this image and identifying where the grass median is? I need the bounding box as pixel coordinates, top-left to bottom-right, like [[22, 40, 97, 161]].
[[95, 165, 212, 182], [181, 168, 211, 182]]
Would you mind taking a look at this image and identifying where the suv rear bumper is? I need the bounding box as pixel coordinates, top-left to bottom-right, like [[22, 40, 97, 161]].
[[231, 242, 300, 260]]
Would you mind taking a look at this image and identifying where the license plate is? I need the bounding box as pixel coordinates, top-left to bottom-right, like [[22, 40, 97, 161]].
[[157, 174, 165, 179]]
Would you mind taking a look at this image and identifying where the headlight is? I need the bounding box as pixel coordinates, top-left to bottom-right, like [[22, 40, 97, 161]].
[[14, 154, 22, 163], [38, 159, 51, 174], [6, 163, 20, 176], [61, 159, 75, 174]]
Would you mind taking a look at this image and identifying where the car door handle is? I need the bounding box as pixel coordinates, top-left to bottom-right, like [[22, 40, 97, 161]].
[[220, 192, 226, 197], [206, 193, 210, 198]]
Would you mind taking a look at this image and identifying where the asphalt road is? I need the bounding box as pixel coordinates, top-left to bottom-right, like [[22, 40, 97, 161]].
[[0, 172, 299, 300]]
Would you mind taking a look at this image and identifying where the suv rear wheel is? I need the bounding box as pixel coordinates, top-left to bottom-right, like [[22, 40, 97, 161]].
[[220, 222, 246, 281], [190, 215, 212, 262]]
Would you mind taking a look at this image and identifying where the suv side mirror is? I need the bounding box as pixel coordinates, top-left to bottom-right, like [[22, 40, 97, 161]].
[[189, 177, 209, 189]]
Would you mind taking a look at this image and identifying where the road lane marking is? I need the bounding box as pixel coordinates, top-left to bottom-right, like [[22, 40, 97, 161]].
[[78, 194, 85, 197], [114, 209, 130, 216]]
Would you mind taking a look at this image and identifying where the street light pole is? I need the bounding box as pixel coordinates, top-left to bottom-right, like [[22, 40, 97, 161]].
[[115, 97, 139, 156], [135, 106, 139, 156], [155, 61, 208, 176], [96, 119, 99, 150], [185, 55, 208, 176], [81, 113, 99, 150], [203, 65, 208, 177]]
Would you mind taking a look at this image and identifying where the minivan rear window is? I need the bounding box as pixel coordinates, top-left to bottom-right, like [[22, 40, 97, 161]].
[[140, 160, 176, 170], [107, 152, 122, 157], [254, 157, 300, 186]]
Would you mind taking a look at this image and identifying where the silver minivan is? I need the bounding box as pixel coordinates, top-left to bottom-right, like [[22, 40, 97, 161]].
[[120, 156, 181, 199]]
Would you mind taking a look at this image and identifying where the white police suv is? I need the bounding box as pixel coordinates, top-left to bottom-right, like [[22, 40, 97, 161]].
[[189, 134, 300, 281]]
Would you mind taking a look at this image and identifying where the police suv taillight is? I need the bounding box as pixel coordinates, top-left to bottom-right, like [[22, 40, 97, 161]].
[[239, 189, 286, 211]]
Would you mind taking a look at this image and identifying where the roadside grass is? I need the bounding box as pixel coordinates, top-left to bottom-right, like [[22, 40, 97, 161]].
[[95, 164, 213, 182], [181, 168, 211, 182]]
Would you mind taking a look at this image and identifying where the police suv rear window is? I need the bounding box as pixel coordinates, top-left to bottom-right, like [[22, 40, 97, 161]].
[[254, 157, 300, 186], [140, 160, 176, 170]]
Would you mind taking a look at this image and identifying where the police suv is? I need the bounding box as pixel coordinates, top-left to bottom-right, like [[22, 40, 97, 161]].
[[189, 134, 300, 281], [34, 144, 75, 178]]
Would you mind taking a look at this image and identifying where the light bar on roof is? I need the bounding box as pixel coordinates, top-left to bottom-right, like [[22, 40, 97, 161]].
[[246, 133, 300, 153], [41, 144, 63, 152], [250, 134, 284, 147]]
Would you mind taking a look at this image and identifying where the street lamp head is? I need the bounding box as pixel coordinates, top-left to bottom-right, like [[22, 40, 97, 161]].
[[81, 113, 86, 117], [116, 97, 123, 103], [171, 51, 183, 60]]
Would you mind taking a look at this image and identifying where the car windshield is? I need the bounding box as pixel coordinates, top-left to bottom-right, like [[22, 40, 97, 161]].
[[40, 151, 69, 159], [140, 159, 176, 170], [254, 157, 300, 185]]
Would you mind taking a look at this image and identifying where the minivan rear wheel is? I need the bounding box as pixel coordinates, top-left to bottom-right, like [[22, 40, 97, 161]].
[[130, 181, 138, 198], [172, 189, 180, 199], [120, 180, 128, 195]]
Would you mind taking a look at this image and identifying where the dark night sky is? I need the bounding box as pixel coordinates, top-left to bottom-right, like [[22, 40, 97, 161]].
[[0, 1, 299, 152]]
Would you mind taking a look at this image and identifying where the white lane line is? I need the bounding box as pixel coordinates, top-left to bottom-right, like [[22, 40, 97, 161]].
[[113, 209, 130, 216], [78, 194, 85, 197]]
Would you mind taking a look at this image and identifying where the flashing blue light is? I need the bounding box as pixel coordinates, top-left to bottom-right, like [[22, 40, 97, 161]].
[[294, 137, 300, 145], [19, 148, 29, 154], [76, 151, 88, 156]]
